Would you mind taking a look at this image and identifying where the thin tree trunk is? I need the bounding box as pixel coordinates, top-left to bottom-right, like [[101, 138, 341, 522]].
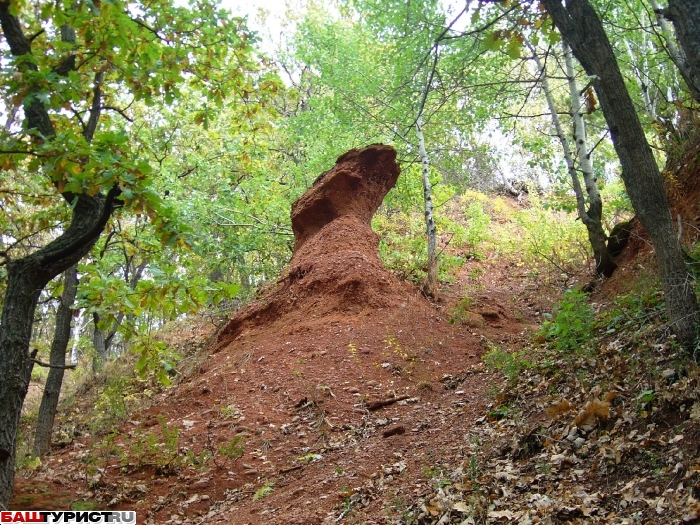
[[92, 258, 147, 370], [416, 114, 438, 296], [33, 264, 79, 457], [542, 0, 699, 345], [92, 313, 108, 372], [563, 42, 617, 277], [532, 46, 616, 278], [624, 36, 661, 123]]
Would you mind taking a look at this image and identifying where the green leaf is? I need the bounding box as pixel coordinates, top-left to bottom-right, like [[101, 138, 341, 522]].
[[156, 369, 171, 386], [506, 36, 522, 59], [483, 31, 503, 51]]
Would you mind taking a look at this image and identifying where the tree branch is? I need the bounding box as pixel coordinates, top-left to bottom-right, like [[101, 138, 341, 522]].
[[84, 71, 104, 143], [31, 358, 76, 370], [101, 105, 134, 123], [36, 184, 122, 271]]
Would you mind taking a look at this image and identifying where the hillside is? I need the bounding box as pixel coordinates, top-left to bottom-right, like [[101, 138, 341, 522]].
[[12, 144, 700, 524]]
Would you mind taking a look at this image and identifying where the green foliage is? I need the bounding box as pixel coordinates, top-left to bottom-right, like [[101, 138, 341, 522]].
[[253, 481, 275, 500], [84, 414, 245, 476], [375, 212, 429, 283], [464, 202, 492, 258], [1, 0, 271, 248], [637, 389, 655, 406], [70, 501, 98, 511], [129, 416, 180, 470], [539, 289, 594, 354], [132, 339, 180, 387], [449, 296, 475, 325], [598, 286, 666, 336], [508, 199, 589, 278], [30, 365, 48, 385], [297, 453, 323, 463], [13, 427, 41, 473], [488, 404, 514, 420], [216, 435, 245, 467], [483, 344, 535, 386], [92, 376, 137, 430]]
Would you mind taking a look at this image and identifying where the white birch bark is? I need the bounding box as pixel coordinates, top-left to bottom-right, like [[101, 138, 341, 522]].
[[416, 114, 438, 294], [531, 52, 587, 220], [530, 42, 616, 277], [624, 37, 660, 122], [563, 41, 602, 222]]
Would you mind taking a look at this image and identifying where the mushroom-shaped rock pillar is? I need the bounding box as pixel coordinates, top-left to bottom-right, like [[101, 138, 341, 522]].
[[290, 145, 400, 254], [216, 144, 401, 345]]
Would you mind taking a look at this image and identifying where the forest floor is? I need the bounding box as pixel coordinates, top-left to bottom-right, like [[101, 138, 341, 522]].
[[13, 193, 700, 524]]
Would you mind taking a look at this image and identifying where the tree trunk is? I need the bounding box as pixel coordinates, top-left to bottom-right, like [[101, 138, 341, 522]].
[[0, 261, 43, 506], [92, 313, 108, 373], [624, 36, 662, 123], [563, 42, 617, 278], [533, 46, 616, 278], [662, 0, 700, 101], [33, 264, 79, 457], [91, 258, 147, 370], [0, 192, 116, 507], [542, 0, 699, 345], [416, 114, 438, 296], [0, 5, 118, 492]]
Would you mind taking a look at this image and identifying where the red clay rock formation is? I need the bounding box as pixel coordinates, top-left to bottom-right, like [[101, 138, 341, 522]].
[[215, 144, 406, 347], [291, 145, 400, 252]]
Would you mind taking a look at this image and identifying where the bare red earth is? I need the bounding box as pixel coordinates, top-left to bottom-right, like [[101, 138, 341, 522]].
[[13, 145, 542, 524]]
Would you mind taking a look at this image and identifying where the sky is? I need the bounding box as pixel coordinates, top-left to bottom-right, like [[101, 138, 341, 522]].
[[218, 0, 469, 53], [219, 0, 301, 53]]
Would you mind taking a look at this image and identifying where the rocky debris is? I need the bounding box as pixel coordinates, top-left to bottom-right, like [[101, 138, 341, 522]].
[[381, 425, 406, 438]]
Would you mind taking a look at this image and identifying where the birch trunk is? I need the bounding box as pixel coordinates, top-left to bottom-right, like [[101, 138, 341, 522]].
[[651, 0, 700, 101], [563, 43, 617, 277], [532, 45, 616, 278], [416, 114, 438, 296], [624, 37, 660, 123]]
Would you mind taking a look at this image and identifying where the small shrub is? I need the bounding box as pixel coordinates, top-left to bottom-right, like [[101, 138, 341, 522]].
[[253, 481, 274, 500], [539, 289, 594, 354], [129, 416, 180, 470], [598, 286, 665, 335], [214, 434, 245, 468], [91, 375, 138, 431], [30, 364, 48, 384], [464, 202, 491, 258], [449, 296, 475, 325], [483, 344, 535, 385]]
